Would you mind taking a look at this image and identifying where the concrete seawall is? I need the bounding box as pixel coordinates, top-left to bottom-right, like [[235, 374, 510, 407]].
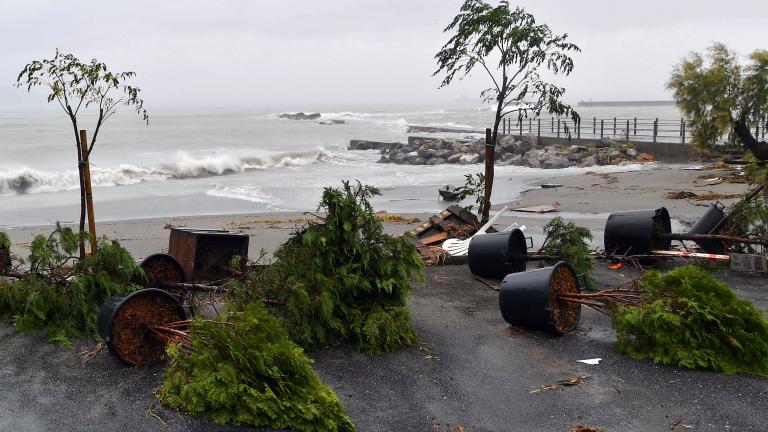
[[514, 135, 697, 163]]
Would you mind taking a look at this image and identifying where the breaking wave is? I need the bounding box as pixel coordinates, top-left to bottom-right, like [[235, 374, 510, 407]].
[[205, 184, 276, 203], [0, 149, 326, 195]]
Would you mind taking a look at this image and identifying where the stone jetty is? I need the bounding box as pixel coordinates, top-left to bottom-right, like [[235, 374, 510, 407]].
[[349, 135, 652, 168]]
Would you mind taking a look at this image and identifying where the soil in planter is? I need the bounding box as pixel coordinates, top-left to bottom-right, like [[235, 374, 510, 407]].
[[548, 266, 580, 333], [111, 293, 182, 366], [142, 257, 183, 289]]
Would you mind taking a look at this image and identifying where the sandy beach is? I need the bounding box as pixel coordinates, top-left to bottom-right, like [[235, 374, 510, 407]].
[[1, 162, 749, 258]]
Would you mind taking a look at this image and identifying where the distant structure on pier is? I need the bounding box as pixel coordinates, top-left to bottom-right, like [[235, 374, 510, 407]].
[[577, 100, 675, 107]]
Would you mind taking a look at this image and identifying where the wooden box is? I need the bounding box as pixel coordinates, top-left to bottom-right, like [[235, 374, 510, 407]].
[[168, 228, 249, 282]]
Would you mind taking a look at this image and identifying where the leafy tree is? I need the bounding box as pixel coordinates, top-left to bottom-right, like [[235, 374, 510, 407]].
[[16, 50, 148, 257], [668, 43, 768, 158], [434, 0, 580, 221]]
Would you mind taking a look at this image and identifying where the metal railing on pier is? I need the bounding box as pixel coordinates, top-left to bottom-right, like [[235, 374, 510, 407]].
[[500, 116, 768, 145]]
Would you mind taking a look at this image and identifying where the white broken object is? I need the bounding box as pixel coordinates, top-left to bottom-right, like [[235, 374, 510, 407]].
[[441, 205, 520, 256], [577, 358, 602, 365]]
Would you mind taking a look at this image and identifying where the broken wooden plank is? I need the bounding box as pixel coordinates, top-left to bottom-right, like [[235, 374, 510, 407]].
[[420, 231, 449, 246], [512, 205, 559, 214], [651, 249, 730, 262]]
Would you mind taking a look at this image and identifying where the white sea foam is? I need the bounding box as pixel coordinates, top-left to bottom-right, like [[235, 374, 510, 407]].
[[0, 149, 327, 195], [205, 184, 275, 203], [319, 109, 448, 118]]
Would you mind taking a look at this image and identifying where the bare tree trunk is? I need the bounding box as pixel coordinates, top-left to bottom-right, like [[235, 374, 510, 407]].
[[76, 140, 87, 259], [69, 116, 86, 260], [734, 118, 768, 161], [482, 98, 504, 223]]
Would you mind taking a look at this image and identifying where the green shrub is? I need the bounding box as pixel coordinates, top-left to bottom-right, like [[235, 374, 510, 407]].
[[538, 217, 593, 288], [0, 226, 141, 346], [160, 302, 354, 432], [248, 181, 423, 354], [614, 265, 768, 376], [0, 231, 10, 249]]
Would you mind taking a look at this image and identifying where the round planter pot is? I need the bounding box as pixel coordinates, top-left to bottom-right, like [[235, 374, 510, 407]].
[[468, 229, 528, 280], [604, 207, 671, 255], [498, 261, 581, 335], [689, 202, 727, 254], [97, 288, 187, 366], [138, 253, 186, 288]]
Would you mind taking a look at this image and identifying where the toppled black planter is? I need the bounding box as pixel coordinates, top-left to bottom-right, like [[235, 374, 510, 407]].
[[689, 202, 727, 254], [604, 207, 671, 255], [139, 253, 186, 288], [468, 229, 528, 279], [97, 288, 186, 366], [498, 261, 581, 335]]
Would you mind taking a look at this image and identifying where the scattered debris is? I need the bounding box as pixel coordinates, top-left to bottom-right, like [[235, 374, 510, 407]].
[[438, 185, 462, 201], [666, 191, 741, 201], [79, 341, 105, 362], [374, 211, 421, 224], [512, 204, 559, 213], [703, 177, 723, 185], [577, 358, 602, 365], [670, 418, 694, 430], [420, 246, 450, 266], [666, 191, 697, 199], [571, 425, 604, 432], [410, 205, 480, 262], [529, 375, 590, 393], [571, 425, 603, 432]]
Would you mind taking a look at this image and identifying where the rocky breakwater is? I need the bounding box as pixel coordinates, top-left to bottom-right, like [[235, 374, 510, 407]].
[[353, 135, 653, 168], [279, 112, 346, 125]]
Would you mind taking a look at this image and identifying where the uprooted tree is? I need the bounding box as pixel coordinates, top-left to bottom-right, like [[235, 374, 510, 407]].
[[160, 302, 355, 432], [160, 180, 424, 429], [434, 0, 580, 222], [557, 265, 768, 376], [0, 226, 142, 346], [16, 50, 148, 258], [668, 43, 768, 158], [229, 180, 424, 354]]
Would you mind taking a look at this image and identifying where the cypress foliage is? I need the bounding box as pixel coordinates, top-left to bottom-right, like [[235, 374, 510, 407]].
[[614, 265, 768, 376], [538, 217, 594, 288], [160, 302, 355, 432], [259, 181, 424, 354], [0, 226, 141, 346]]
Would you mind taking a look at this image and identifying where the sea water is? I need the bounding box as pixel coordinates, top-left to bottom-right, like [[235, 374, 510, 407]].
[[0, 105, 680, 226]]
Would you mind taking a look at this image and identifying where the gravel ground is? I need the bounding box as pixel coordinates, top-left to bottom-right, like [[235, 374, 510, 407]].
[[1, 263, 767, 432]]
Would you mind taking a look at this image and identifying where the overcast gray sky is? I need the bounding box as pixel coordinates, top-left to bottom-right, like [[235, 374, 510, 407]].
[[1, 0, 766, 111]]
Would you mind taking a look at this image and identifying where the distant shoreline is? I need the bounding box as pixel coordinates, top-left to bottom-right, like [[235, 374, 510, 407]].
[[577, 100, 675, 107]]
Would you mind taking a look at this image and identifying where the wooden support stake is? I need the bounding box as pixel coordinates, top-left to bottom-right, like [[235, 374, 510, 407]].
[[79, 130, 97, 253], [484, 128, 494, 223]]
